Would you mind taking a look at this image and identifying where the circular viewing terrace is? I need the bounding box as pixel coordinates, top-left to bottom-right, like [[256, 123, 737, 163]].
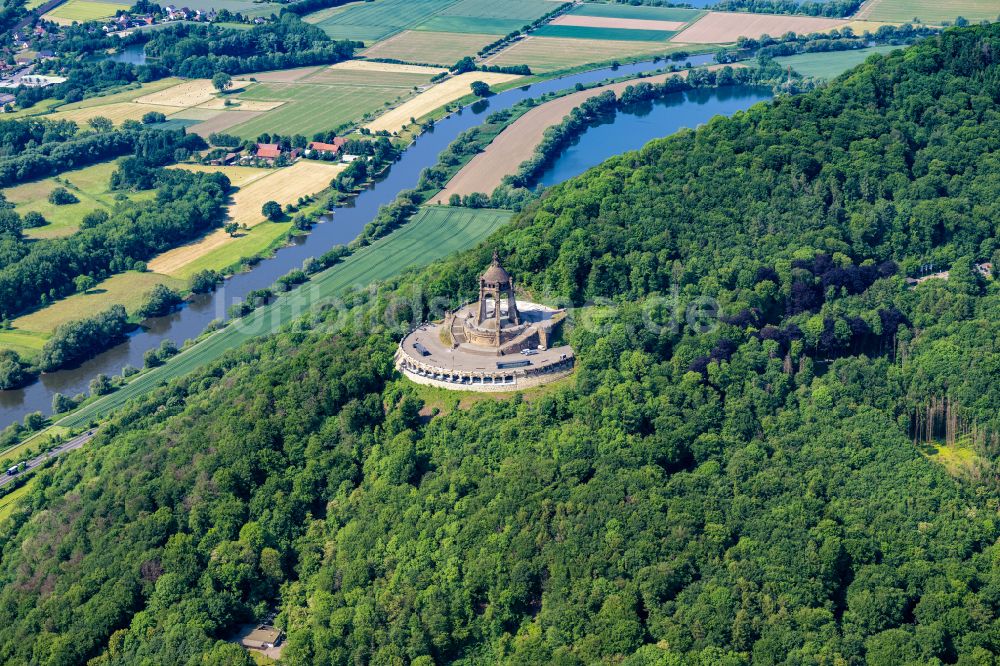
[[395, 253, 575, 392]]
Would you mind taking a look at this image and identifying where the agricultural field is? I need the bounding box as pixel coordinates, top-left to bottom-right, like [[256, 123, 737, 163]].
[[43, 77, 244, 128], [531, 2, 705, 42], [47, 101, 179, 126], [857, 0, 1000, 23], [829, 20, 901, 35], [43, 0, 129, 24], [306, 60, 445, 86], [532, 25, 679, 41], [483, 36, 681, 73], [570, 4, 705, 22], [166, 163, 275, 189], [309, 0, 459, 43], [6, 160, 155, 239], [775, 44, 900, 79], [0, 329, 47, 359], [671, 11, 848, 43], [49, 78, 183, 110], [360, 30, 497, 66], [62, 206, 514, 427], [365, 71, 522, 134], [242, 67, 323, 83], [417, 0, 555, 35], [148, 161, 344, 277], [13, 271, 185, 338], [166, 220, 294, 280], [228, 61, 442, 138], [308, 0, 555, 42], [186, 110, 262, 137], [134, 78, 233, 108]]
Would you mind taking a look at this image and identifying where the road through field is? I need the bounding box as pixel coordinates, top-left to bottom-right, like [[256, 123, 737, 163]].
[[438, 67, 710, 200], [61, 207, 512, 427], [0, 429, 96, 489]]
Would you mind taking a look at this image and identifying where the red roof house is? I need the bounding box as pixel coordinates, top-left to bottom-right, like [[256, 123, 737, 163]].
[[307, 137, 347, 155], [256, 143, 281, 160]]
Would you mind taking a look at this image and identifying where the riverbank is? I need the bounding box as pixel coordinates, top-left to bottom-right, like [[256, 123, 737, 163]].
[[59, 206, 512, 427], [0, 55, 725, 432], [437, 67, 730, 200]]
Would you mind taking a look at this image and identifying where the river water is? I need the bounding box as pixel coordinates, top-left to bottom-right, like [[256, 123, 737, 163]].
[[0, 55, 772, 426]]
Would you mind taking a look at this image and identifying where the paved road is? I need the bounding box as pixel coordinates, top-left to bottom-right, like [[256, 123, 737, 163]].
[[0, 429, 96, 489]]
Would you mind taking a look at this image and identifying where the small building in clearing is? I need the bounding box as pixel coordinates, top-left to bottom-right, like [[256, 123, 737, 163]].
[[241, 625, 282, 650]]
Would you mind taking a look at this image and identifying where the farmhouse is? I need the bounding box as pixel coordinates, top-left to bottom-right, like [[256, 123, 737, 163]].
[[306, 137, 346, 157], [255, 143, 282, 162], [396, 251, 575, 392]]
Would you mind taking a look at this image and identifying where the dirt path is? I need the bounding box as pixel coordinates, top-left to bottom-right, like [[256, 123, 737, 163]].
[[437, 67, 716, 201]]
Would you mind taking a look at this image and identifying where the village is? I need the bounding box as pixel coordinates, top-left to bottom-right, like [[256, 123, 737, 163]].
[[0, 0, 268, 106]]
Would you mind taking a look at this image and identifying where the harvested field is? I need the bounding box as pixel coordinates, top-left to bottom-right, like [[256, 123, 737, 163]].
[[135, 79, 222, 108], [168, 163, 275, 188], [365, 71, 521, 133], [549, 15, 686, 31], [438, 68, 717, 200], [48, 101, 179, 126], [56, 78, 183, 109], [483, 36, 678, 73], [186, 110, 263, 137], [196, 98, 285, 111], [148, 161, 344, 276], [855, 0, 999, 23], [824, 20, 899, 34], [360, 30, 496, 66], [223, 161, 343, 227], [671, 11, 847, 43], [303, 62, 440, 87], [327, 60, 445, 76]]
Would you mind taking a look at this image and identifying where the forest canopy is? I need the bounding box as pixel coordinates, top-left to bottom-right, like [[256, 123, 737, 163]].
[[3, 22, 1000, 666]]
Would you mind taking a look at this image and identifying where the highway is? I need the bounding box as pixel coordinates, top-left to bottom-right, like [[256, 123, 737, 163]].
[[0, 429, 97, 489]]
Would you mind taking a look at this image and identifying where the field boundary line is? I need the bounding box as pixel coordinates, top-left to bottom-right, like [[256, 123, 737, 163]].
[[853, 0, 882, 20]]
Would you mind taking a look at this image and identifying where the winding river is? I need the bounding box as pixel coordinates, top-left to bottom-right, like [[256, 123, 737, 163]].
[[0, 55, 772, 427]]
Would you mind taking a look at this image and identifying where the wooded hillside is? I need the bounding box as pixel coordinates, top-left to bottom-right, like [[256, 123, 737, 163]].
[[3, 23, 1000, 666]]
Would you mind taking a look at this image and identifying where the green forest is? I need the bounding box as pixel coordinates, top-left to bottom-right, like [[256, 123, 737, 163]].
[[3, 23, 1000, 666]]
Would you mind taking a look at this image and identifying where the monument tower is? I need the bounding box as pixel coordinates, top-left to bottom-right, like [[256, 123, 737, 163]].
[[476, 250, 520, 329]]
